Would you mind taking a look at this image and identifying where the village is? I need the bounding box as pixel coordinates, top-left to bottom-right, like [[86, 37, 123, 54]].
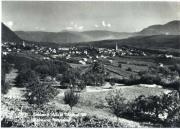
[[2, 40, 166, 65]]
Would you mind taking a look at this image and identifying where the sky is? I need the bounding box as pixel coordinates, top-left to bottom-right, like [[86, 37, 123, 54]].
[[2, 1, 180, 32]]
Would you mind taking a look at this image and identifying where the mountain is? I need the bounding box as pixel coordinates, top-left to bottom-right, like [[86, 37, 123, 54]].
[[64, 35, 180, 50], [2, 23, 22, 42], [1, 23, 61, 48], [15, 20, 180, 44], [139, 20, 180, 35], [15, 30, 133, 44]]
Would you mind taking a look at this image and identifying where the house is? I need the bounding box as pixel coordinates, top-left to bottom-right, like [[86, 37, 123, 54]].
[[165, 54, 173, 58], [79, 60, 86, 65], [159, 63, 164, 67]]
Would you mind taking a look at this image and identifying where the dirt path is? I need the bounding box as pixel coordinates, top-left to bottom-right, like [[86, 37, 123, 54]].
[[3, 69, 26, 99], [5, 69, 18, 86]]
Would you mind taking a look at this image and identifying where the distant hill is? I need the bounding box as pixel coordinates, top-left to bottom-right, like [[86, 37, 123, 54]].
[[139, 20, 180, 35], [15, 30, 133, 43], [64, 35, 180, 49], [2, 23, 22, 42], [15, 20, 180, 44], [3, 20, 180, 50], [2, 23, 60, 48]]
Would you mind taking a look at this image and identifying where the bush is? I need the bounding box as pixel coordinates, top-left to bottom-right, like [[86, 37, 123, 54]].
[[63, 89, 80, 110], [126, 67, 132, 72], [140, 73, 161, 84], [1, 60, 13, 94], [118, 63, 122, 68], [15, 70, 39, 87], [61, 68, 86, 90], [83, 61, 106, 86], [106, 90, 180, 126], [25, 82, 59, 106], [162, 80, 180, 92], [106, 90, 127, 117], [1, 82, 11, 94], [34, 65, 50, 77]]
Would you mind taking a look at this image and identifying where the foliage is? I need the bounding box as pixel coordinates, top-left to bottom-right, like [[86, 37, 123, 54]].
[[84, 61, 106, 86], [106, 90, 127, 117], [140, 73, 161, 84], [106, 90, 180, 125], [1, 82, 11, 94], [118, 63, 122, 68], [63, 89, 80, 110], [61, 68, 86, 90], [1, 60, 13, 94], [163, 80, 180, 92], [170, 64, 180, 75], [34, 65, 50, 77], [15, 69, 39, 87], [126, 67, 132, 72], [25, 82, 59, 106]]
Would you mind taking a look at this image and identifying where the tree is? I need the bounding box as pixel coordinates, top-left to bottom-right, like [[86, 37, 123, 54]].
[[25, 82, 59, 106], [15, 69, 39, 87], [84, 61, 106, 86], [1, 60, 13, 94], [126, 67, 132, 72], [61, 68, 86, 90], [34, 64, 50, 77], [106, 90, 127, 118], [118, 63, 122, 68], [63, 89, 80, 111]]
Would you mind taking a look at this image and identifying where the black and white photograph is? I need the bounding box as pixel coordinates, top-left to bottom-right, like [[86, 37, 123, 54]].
[[1, 0, 180, 127]]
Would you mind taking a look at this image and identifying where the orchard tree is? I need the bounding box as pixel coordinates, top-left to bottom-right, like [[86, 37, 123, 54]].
[[63, 89, 80, 111], [15, 69, 39, 87], [25, 81, 59, 106], [106, 90, 126, 119]]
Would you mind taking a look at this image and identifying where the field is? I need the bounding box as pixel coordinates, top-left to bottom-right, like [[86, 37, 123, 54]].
[[2, 40, 180, 127], [2, 68, 171, 128]]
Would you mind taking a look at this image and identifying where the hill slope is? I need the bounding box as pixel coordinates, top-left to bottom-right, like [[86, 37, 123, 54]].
[[2, 23, 22, 42], [14, 20, 180, 44], [15, 30, 133, 43], [64, 35, 180, 49], [139, 20, 180, 35]]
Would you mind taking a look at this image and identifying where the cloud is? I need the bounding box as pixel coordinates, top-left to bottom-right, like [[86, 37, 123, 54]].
[[66, 22, 84, 31], [102, 21, 106, 27], [70, 21, 74, 25], [78, 26, 84, 30], [100, 21, 112, 28], [107, 23, 111, 28], [5, 21, 14, 28], [35, 26, 46, 31], [94, 24, 99, 28], [66, 26, 73, 30], [40, 28, 46, 31]]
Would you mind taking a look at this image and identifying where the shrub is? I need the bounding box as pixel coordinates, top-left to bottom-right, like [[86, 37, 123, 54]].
[[106, 90, 180, 126], [61, 68, 86, 90], [25, 82, 59, 106], [175, 64, 180, 75], [140, 73, 161, 84], [106, 90, 127, 118], [15, 70, 39, 87], [1, 60, 13, 94], [130, 91, 180, 124], [83, 61, 106, 86], [126, 67, 132, 72], [162, 80, 180, 92], [118, 63, 122, 68], [34, 65, 50, 77], [63, 89, 80, 110], [1, 82, 11, 94]]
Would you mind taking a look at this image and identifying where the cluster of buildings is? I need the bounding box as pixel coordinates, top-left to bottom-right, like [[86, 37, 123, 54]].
[[2, 41, 148, 66]]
